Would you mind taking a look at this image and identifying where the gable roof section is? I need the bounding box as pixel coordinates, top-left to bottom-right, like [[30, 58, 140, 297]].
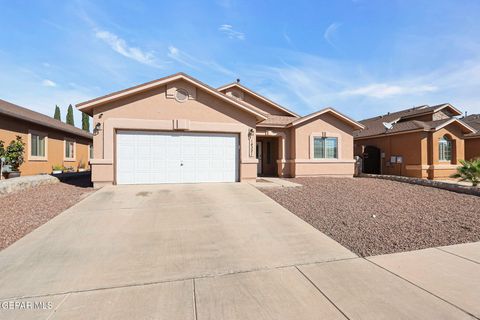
[[354, 117, 475, 139], [434, 118, 475, 133], [361, 103, 462, 126], [355, 103, 470, 139], [257, 115, 298, 127], [462, 114, 480, 138], [76, 73, 267, 121], [217, 82, 299, 117], [289, 108, 365, 130], [0, 99, 92, 140]]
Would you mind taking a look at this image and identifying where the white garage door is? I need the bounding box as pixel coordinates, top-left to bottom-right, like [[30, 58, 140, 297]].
[[116, 130, 239, 184]]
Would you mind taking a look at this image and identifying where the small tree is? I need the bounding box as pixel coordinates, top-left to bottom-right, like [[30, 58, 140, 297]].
[[451, 159, 480, 187], [0, 140, 5, 158], [5, 136, 26, 172], [82, 112, 90, 132], [66, 104, 75, 126], [54, 105, 61, 120]]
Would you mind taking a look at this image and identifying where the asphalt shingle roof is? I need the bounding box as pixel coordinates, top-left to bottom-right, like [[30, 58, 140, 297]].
[[463, 114, 480, 137], [0, 99, 93, 140], [354, 104, 464, 138]]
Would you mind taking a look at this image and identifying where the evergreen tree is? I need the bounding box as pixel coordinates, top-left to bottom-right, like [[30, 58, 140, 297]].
[[53, 105, 61, 120], [82, 112, 90, 132], [66, 104, 74, 126]]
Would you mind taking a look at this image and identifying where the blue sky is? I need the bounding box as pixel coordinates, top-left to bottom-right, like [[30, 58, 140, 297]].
[[1, 0, 479, 127]]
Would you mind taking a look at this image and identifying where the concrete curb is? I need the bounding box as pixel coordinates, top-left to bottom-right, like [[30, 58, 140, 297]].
[[359, 173, 480, 197], [0, 175, 59, 196]]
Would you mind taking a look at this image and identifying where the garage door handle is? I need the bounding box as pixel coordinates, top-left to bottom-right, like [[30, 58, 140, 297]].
[[180, 163, 184, 166]]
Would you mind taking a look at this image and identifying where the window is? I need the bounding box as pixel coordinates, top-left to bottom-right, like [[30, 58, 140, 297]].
[[175, 89, 188, 102], [65, 140, 75, 160], [89, 144, 94, 159], [31, 133, 46, 157], [439, 136, 452, 161], [314, 137, 338, 159]]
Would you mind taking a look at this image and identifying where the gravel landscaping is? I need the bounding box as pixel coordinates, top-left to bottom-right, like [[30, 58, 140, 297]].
[[0, 182, 93, 250], [260, 177, 480, 257]]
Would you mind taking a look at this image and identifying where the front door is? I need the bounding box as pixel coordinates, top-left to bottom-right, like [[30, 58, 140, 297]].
[[256, 141, 262, 174]]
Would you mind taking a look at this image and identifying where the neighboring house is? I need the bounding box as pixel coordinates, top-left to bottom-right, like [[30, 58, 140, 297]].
[[0, 99, 93, 176], [354, 104, 475, 179], [462, 114, 480, 160], [76, 73, 363, 187]]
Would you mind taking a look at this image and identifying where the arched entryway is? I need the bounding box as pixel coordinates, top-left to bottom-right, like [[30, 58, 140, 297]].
[[363, 146, 381, 174]]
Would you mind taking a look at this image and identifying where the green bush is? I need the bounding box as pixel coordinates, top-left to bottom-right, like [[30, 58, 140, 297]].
[[451, 159, 480, 187], [52, 164, 64, 171], [5, 136, 25, 171]]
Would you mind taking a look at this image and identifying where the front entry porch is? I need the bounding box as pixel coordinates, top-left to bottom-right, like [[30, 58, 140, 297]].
[[256, 136, 279, 177]]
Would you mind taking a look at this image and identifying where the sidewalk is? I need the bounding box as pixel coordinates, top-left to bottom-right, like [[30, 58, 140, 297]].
[[2, 242, 478, 319]]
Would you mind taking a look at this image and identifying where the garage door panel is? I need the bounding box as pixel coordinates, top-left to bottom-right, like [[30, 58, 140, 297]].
[[117, 131, 238, 184]]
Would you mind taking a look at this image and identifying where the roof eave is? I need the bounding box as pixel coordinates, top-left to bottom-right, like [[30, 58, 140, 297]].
[[354, 128, 426, 140]]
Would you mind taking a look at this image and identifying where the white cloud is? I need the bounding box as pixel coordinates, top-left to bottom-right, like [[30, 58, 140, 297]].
[[0, 63, 96, 128], [95, 30, 162, 68], [242, 49, 480, 119], [324, 23, 341, 47], [167, 45, 235, 77], [167, 46, 197, 69], [219, 24, 245, 40], [342, 83, 438, 98], [42, 79, 57, 87]]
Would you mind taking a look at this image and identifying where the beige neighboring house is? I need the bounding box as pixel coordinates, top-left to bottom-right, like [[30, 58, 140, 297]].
[[76, 73, 363, 187], [0, 99, 92, 176], [462, 114, 480, 160]]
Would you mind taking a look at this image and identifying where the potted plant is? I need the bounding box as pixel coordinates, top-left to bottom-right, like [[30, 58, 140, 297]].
[[5, 136, 25, 178], [52, 165, 63, 174], [64, 166, 75, 173], [78, 160, 87, 172]]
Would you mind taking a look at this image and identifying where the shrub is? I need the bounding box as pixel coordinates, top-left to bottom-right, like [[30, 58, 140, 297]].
[[52, 164, 64, 171], [5, 136, 25, 171], [451, 159, 480, 187]]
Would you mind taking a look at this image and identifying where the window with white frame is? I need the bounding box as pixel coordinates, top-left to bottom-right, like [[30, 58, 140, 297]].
[[65, 140, 75, 159], [314, 137, 338, 159], [31, 133, 46, 157], [438, 135, 452, 161]]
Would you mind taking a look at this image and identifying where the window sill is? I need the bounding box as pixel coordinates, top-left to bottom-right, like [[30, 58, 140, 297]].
[[313, 158, 339, 161], [29, 157, 48, 162], [64, 158, 76, 162]]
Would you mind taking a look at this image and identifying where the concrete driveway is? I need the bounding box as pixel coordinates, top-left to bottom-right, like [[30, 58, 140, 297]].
[[0, 183, 355, 319], [0, 183, 477, 319]]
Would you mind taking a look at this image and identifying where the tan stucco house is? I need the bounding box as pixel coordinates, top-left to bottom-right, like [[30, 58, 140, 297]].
[[0, 99, 93, 176], [76, 73, 363, 187], [462, 114, 480, 160], [354, 104, 476, 179]]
